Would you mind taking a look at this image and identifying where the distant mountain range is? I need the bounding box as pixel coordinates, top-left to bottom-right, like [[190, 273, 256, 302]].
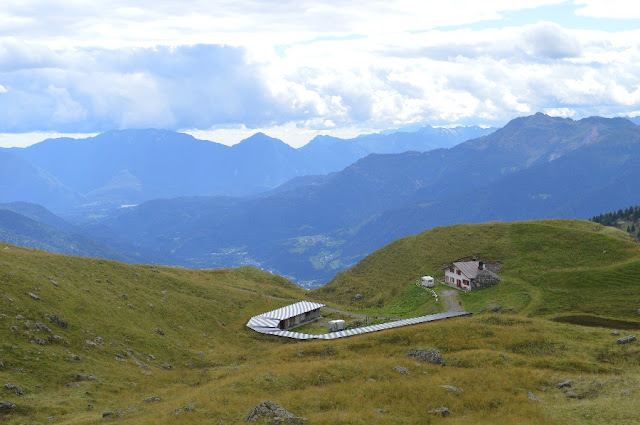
[[2, 113, 639, 287], [78, 113, 640, 286], [1, 125, 492, 215]]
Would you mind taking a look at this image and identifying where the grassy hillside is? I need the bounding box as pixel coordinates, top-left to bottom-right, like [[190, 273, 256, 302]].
[[1, 221, 640, 424], [314, 220, 640, 319]]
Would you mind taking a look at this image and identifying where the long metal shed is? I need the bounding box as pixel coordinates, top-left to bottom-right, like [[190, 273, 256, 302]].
[[246, 301, 471, 340], [246, 300, 325, 331]]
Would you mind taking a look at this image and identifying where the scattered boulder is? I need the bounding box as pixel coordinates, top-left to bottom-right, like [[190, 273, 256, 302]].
[[490, 306, 502, 313], [155, 328, 166, 336], [45, 315, 69, 328], [611, 331, 620, 336], [28, 292, 40, 300], [429, 407, 451, 417], [246, 400, 307, 424], [70, 354, 81, 362], [0, 361, 3, 368], [50, 279, 58, 288], [353, 293, 363, 301], [171, 405, 196, 415], [133, 358, 149, 369], [393, 365, 410, 375], [35, 323, 52, 333], [565, 392, 583, 399], [143, 395, 162, 402], [617, 335, 636, 344], [4, 384, 23, 396], [74, 373, 96, 381], [528, 391, 540, 402], [440, 385, 462, 393], [0, 401, 16, 410], [406, 348, 446, 365], [556, 379, 573, 389]]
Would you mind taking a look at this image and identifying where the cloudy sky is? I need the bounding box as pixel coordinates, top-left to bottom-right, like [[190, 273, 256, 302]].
[[1, 0, 639, 147]]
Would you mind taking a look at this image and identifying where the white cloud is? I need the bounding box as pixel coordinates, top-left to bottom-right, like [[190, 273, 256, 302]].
[[1, 1, 640, 139], [574, 0, 640, 19], [183, 120, 383, 148], [523, 22, 582, 59], [544, 107, 576, 118], [0, 1, 565, 48], [0, 131, 97, 148]]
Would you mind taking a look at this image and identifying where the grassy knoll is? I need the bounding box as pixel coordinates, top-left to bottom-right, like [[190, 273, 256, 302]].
[[1, 219, 640, 424], [314, 220, 640, 320]]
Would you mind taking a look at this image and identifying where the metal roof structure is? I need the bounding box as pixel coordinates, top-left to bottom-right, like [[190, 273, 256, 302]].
[[246, 303, 472, 340], [246, 300, 325, 331], [453, 261, 483, 280]]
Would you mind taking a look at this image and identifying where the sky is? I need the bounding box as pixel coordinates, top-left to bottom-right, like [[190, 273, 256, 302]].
[[1, 0, 639, 147]]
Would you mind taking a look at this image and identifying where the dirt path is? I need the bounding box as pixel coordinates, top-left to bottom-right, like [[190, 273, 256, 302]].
[[441, 289, 463, 312], [320, 306, 369, 319]]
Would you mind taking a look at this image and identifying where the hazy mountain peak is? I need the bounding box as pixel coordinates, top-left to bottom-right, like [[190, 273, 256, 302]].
[[234, 132, 295, 152]]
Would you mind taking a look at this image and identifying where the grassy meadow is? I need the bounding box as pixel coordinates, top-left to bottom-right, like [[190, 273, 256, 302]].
[[1, 219, 639, 424]]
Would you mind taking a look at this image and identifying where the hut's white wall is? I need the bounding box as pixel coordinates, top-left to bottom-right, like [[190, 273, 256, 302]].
[[445, 266, 471, 290]]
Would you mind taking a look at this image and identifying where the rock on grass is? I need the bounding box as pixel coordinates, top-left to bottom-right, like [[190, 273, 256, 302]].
[[429, 407, 451, 417], [406, 348, 446, 365], [0, 400, 16, 410], [393, 365, 410, 375], [246, 400, 307, 423]]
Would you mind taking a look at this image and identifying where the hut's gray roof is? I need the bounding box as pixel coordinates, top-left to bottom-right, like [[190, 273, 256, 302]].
[[246, 300, 325, 330], [453, 261, 483, 279]]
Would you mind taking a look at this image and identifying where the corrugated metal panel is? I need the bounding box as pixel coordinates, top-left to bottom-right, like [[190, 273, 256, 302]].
[[255, 300, 326, 321], [453, 261, 481, 280], [246, 308, 472, 340]]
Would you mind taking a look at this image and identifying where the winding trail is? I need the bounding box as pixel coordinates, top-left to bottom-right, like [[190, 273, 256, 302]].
[[441, 289, 463, 312]]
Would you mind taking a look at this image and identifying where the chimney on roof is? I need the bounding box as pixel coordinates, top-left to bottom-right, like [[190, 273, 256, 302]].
[[478, 261, 484, 270]]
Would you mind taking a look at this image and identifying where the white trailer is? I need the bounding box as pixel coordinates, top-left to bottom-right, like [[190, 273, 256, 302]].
[[328, 319, 346, 332], [421, 276, 435, 288]]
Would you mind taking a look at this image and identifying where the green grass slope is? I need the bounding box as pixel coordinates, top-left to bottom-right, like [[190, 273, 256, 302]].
[[0, 244, 306, 424], [313, 220, 640, 319], [1, 221, 640, 424]]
